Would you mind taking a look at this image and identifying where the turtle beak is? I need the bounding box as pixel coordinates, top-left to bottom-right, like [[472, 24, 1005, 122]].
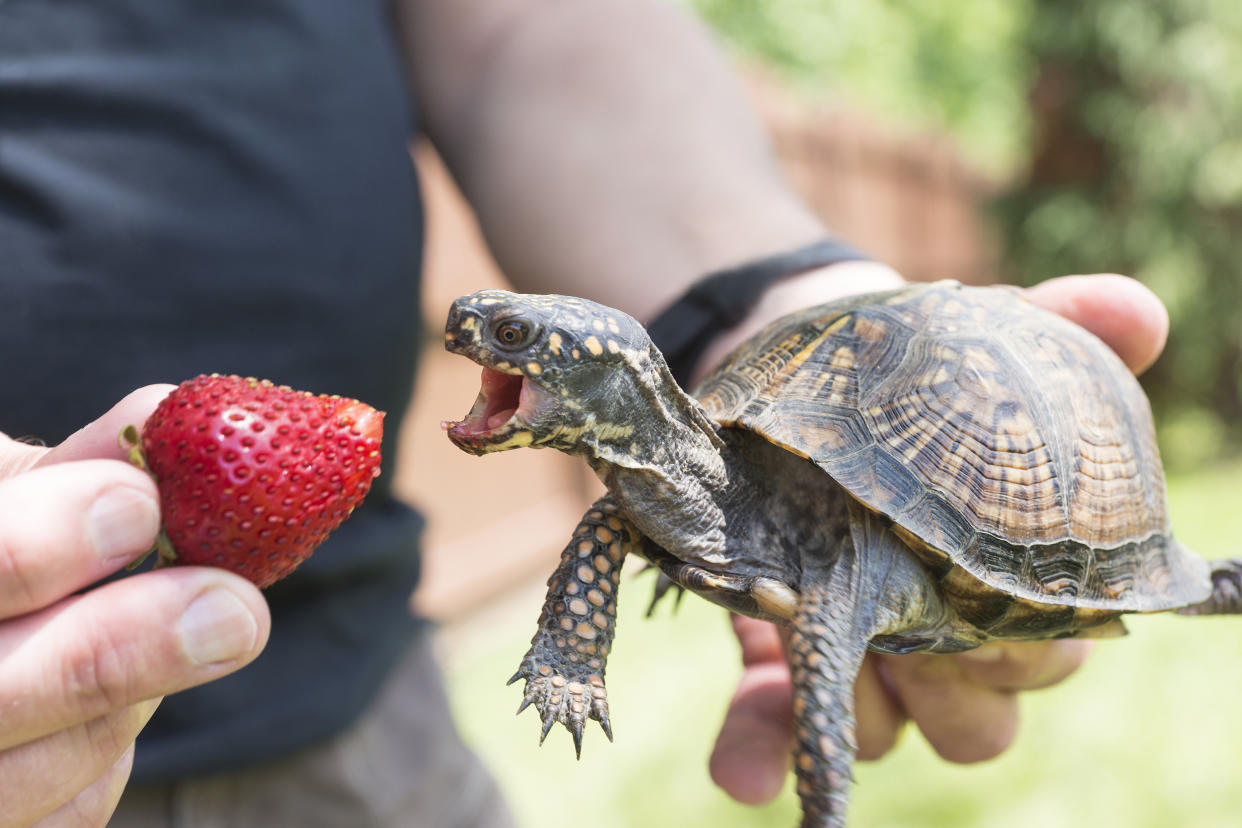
[[442, 293, 558, 454], [441, 364, 556, 455]]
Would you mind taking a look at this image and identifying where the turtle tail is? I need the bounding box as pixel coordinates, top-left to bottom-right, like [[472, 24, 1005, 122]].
[[1177, 559, 1242, 616]]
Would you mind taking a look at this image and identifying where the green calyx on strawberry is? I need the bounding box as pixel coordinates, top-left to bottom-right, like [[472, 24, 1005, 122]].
[[121, 374, 384, 588]]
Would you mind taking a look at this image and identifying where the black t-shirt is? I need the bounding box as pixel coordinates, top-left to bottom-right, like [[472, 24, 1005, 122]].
[[0, 0, 427, 781]]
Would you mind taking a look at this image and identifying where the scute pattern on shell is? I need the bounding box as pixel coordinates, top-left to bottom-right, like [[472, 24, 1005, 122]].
[[696, 281, 1210, 613]]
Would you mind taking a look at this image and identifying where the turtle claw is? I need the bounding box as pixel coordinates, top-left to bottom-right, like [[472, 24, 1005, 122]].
[[511, 641, 612, 759], [539, 710, 558, 746], [645, 571, 685, 617], [514, 497, 630, 757]]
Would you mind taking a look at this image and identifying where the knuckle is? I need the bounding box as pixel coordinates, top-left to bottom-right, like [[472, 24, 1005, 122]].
[[958, 640, 1092, 690], [61, 627, 137, 719], [0, 533, 39, 613], [80, 710, 140, 770]]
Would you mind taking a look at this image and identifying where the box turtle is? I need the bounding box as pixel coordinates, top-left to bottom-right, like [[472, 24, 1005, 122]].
[[442, 280, 1241, 828]]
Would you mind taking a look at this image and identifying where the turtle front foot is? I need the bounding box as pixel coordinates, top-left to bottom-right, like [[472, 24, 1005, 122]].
[[510, 637, 612, 757], [513, 497, 634, 757]]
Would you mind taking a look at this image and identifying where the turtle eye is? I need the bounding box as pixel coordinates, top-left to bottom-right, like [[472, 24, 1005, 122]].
[[491, 318, 539, 351]]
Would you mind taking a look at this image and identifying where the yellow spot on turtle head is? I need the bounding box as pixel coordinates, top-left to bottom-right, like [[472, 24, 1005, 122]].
[[592, 422, 635, 441], [459, 316, 478, 331], [592, 319, 605, 332], [488, 430, 535, 450], [585, 336, 604, 356], [607, 340, 620, 354], [526, 361, 543, 375], [607, 318, 621, 334], [479, 297, 501, 306], [572, 348, 582, 360], [548, 332, 563, 355]]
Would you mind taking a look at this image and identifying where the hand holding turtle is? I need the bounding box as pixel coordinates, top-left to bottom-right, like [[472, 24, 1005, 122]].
[[442, 268, 1236, 828], [0, 387, 269, 827], [709, 271, 1171, 805]]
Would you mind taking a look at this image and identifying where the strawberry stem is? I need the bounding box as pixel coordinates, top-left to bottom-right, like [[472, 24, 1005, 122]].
[[118, 425, 176, 572], [118, 425, 148, 472], [125, 531, 178, 572], [154, 531, 179, 568]]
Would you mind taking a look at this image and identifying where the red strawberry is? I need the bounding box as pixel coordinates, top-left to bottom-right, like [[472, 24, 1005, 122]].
[[122, 374, 384, 588]]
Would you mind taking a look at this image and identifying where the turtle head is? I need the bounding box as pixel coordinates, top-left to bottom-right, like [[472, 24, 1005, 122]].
[[443, 289, 682, 457]]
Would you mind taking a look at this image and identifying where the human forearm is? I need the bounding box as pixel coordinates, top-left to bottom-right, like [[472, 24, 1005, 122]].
[[400, 0, 882, 320]]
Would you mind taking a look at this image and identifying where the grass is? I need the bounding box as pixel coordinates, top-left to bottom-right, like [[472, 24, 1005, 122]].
[[444, 456, 1242, 828]]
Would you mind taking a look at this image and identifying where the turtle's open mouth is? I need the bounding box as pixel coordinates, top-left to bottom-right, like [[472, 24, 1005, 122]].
[[442, 366, 553, 453]]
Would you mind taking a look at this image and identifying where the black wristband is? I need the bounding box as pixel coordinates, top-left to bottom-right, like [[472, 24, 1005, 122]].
[[647, 238, 873, 385]]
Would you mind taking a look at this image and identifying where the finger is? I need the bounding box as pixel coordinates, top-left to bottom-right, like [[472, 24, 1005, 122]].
[[1025, 274, 1169, 374], [0, 434, 46, 480], [853, 654, 905, 760], [31, 743, 136, 828], [880, 653, 1018, 764], [34, 743, 137, 828], [0, 568, 269, 751], [34, 385, 176, 470], [0, 460, 160, 619], [709, 660, 793, 805], [2, 700, 156, 826], [729, 614, 785, 667], [0, 385, 174, 482], [712, 620, 910, 805], [953, 639, 1093, 691]]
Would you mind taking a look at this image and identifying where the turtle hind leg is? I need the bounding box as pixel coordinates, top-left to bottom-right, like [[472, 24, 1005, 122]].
[[788, 499, 968, 827], [786, 532, 890, 828], [1178, 558, 1242, 616], [787, 573, 876, 828], [511, 497, 635, 756], [788, 605, 866, 826]]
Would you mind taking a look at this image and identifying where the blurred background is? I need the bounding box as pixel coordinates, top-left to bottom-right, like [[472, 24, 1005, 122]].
[[397, 2, 1242, 826]]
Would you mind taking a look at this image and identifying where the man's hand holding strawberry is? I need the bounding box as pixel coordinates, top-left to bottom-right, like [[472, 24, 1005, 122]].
[[0, 386, 270, 827]]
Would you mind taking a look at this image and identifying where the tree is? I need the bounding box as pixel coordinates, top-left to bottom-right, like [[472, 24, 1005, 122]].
[[996, 0, 1242, 460]]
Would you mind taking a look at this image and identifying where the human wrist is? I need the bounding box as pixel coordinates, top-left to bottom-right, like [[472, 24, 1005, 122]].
[[691, 259, 906, 385], [648, 238, 891, 385]]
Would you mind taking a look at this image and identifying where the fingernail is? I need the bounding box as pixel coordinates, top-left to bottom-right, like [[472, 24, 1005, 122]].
[[177, 589, 259, 666], [88, 487, 161, 564]]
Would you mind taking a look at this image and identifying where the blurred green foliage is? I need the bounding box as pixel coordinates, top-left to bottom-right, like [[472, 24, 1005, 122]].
[[677, 0, 1242, 461], [447, 458, 1242, 828], [997, 0, 1242, 462], [677, 0, 1034, 172]]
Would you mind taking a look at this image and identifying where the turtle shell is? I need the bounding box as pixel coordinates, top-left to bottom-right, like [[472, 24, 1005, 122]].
[[695, 281, 1209, 630]]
